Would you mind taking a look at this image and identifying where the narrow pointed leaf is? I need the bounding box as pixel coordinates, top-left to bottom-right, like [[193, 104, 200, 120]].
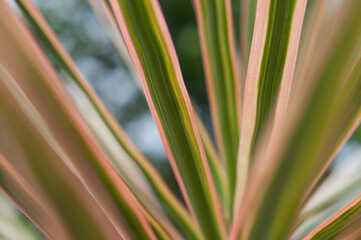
[[193, 110, 229, 223], [302, 53, 361, 203], [13, 1, 198, 238], [0, 155, 70, 240], [304, 194, 361, 240], [239, 0, 258, 70], [233, 0, 307, 216], [107, 0, 226, 238], [231, 1, 361, 239], [290, 0, 327, 101], [193, 0, 241, 216], [0, 3, 156, 238]]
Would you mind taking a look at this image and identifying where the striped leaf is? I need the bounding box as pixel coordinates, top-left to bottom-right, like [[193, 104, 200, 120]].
[[193, 0, 241, 217], [0, 2, 156, 238], [302, 53, 361, 203], [0, 155, 69, 239], [290, 0, 327, 100], [231, 1, 361, 239], [14, 0, 198, 238], [239, 0, 258, 70], [233, 0, 307, 216], [193, 110, 229, 222], [107, 0, 226, 239], [87, 3, 225, 217], [304, 194, 361, 239]]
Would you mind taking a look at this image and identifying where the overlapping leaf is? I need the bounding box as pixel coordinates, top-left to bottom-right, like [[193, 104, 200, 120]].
[[14, 0, 197, 238], [233, 0, 307, 218], [193, 0, 241, 218], [107, 0, 226, 239], [231, 1, 361, 239], [0, 2, 156, 238], [239, 0, 258, 72], [304, 194, 361, 239]]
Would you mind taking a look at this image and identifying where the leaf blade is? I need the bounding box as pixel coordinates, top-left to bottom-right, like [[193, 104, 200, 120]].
[[304, 194, 361, 240], [14, 1, 198, 238], [108, 0, 226, 238], [0, 3, 156, 238], [231, 1, 361, 239], [233, 0, 307, 220], [193, 0, 241, 217]]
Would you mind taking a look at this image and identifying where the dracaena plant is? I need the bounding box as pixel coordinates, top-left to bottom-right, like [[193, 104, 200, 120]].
[[1, 0, 361, 239]]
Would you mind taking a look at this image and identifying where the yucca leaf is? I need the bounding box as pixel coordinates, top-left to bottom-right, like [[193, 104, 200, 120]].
[[304, 194, 361, 239], [233, 0, 307, 217], [13, 1, 198, 238], [65, 78, 183, 240], [299, 172, 361, 229], [107, 0, 226, 239], [294, 149, 361, 239], [302, 53, 361, 203], [290, 0, 327, 100], [239, 0, 258, 70], [193, 0, 241, 218], [0, 72, 124, 239], [87, 0, 224, 205], [87, 2, 225, 218], [87, 1, 222, 237], [0, 155, 69, 239], [14, 0, 156, 206], [231, 1, 361, 239], [193, 110, 229, 222], [0, 3, 157, 238]]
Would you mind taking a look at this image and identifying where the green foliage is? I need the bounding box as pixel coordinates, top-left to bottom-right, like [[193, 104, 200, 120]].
[[1, 0, 361, 239]]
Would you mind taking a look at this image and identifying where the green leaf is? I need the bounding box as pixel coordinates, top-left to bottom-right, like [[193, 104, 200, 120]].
[[0, 158, 64, 240], [233, 0, 307, 219], [304, 194, 361, 239], [14, 1, 198, 238], [107, 0, 226, 238], [193, 110, 229, 224], [302, 53, 361, 203], [240, 0, 258, 68], [231, 1, 361, 239], [193, 0, 241, 218], [0, 2, 156, 238]]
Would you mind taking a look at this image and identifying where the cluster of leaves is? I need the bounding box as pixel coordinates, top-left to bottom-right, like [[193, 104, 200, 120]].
[[1, 0, 361, 239]]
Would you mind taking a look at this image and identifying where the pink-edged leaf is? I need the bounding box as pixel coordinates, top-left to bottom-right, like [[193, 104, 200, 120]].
[[233, 0, 307, 223], [193, 0, 241, 217], [106, 0, 226, 238], [304, 194, 361, 239], [231, 1, 361, 239], [14, 1, 195, 238], [0, 2, 156, 238], [0, 155, 70, 240]]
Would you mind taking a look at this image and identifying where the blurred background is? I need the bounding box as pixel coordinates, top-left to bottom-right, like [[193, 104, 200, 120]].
[[2, 0, 361, 239]]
